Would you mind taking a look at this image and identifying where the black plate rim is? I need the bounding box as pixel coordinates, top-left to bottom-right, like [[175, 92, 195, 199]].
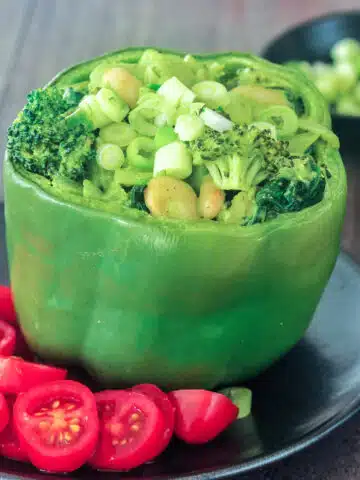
[[261, 10, 360, 124]]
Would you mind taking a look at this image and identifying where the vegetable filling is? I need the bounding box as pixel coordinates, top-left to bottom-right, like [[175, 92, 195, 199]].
[[7, 49, 339, 225]]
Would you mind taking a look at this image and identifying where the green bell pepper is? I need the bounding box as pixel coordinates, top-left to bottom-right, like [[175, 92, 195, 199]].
[[4, 49, 347, 389]]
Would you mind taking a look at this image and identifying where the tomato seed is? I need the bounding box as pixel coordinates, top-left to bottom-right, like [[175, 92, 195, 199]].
[[120, 439, 127, 445], [112, 439, 119, 446], [130, 413, 140, 422], [69, 417, 80, 424], [64, 432, 72, 442], [69, 424, 80, 433], [52, 400, 60, 409], [130, 423, 140, 432]]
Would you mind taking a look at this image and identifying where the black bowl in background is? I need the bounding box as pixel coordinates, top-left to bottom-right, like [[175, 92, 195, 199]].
[[262, 11, 360, 152]]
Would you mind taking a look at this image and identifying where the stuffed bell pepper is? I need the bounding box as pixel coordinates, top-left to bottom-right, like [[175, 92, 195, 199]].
[[4, 48, 346, 389]]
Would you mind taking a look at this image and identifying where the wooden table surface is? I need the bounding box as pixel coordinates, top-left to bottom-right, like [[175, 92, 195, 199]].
[[2, 0, 360, 478]]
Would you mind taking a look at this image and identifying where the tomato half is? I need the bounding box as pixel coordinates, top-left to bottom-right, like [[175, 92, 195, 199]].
[[0, 396, 28, 462], [0, 356, 67, 394], [90, 390, 167, 471], [0, 320, 16, 356], [13, 380, 99, 473], [168, 389, 238, 444], [132, 383, 175, 452], [0, 393, 9, 434], [0, 286, 17, 325]]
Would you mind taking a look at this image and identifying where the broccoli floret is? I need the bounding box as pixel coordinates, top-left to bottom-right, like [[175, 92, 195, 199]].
[[7, 87, 96, 183], [254, 157, 326, 220], [188, 125, 291, 191]]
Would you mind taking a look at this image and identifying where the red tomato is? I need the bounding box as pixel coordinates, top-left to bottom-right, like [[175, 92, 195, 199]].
[[0, 393, 9, 433], [13, 380, 99, 473], [90, 390, 167, 471], [0, 320, 16, 356], [0, 396, 28, 462], [0, 356, 67, 394], [132, 383, 175, 452], [168, 389, 238, 444], [0, 286, 17, 325]]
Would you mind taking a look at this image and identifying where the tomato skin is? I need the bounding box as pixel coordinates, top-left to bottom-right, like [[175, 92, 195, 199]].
[[0, 393, 9, 433], [0, 396, 28, 462], [90, 390, 167, 471], [13, 380, 99, 473], [0, 356, 67, 394], [0, 320, 16, 356], [0, 286, 17, 325], [132, 383, 175, 452], [168, 389, 238, 444]]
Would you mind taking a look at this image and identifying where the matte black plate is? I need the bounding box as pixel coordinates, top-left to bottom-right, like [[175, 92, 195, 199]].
[[0, 207, 360, 479], [261, 11, 360, 152]]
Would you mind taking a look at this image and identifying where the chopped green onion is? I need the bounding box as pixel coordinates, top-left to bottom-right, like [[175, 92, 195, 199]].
[[250, 121, 277, 139], [298, 118, 340, 149], [147, 83, 161, 91], [192, 81, 230, 109], [153, 141, 192, 179], [331, 38, 360, 63], [257, 105, 298, 139], [157, 77, 196, 105], [97, 144, 125, 171], [127, 137, 156, 171], [154, 113, 168, 127], [200, 107, 233, 132], [175, 114, 205, 141], [114, 167, 153, 186], [288, 132, 320, 155], [99, 123, 137, 147], [334, 62, 357, 92], [155, 126, 178, 149], [336, 95, 360, 116], [219, 387, 252, 419], [96, 88, 130, 123], [128, 106, 158, 137]]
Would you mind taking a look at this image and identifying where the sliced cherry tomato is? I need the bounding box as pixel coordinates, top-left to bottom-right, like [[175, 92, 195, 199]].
[[0, 393, 9, 433], [0, 286, 17, 325], [0, 356, 67, 394], [168, 389, 238, 444], [0, 319, 16, 356], [0, 396, 28, 462], [90, 390, 167, 471], [14, 380, 99, 473], [132, 383, 175, 453]]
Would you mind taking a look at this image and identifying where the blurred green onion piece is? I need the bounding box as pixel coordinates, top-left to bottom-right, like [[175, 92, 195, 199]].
[[219, 387, 253, 419]]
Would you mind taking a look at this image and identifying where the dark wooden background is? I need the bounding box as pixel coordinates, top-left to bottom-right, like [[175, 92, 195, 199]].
[[2, 1, 360, 478]]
